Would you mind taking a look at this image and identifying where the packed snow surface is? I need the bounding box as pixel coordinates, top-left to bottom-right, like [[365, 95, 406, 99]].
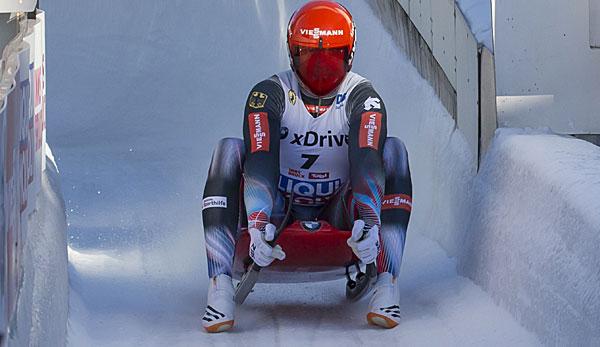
[[42, 0, 537, 345], [463, 129, 600, 346]]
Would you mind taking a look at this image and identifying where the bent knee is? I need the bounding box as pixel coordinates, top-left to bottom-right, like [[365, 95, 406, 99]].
[[383, 137, 410, 178], [209, 137, 245, 177], [216, 137, 244, 152]]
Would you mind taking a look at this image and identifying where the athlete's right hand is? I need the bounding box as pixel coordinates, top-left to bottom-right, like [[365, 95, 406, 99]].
[[249, 223, 286, 267]]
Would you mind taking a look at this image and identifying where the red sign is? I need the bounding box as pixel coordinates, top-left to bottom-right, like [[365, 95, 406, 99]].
[[359, 112, 382, 149], [248, 112, 270, 153]]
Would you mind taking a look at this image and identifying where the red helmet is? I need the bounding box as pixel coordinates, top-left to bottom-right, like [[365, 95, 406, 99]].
[[287, 1, 356, 96]]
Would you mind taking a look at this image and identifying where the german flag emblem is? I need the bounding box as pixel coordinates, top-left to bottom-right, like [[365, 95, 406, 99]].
[[248, 91, 268, 109]]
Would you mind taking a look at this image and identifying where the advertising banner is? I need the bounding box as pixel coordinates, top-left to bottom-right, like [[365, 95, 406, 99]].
[[0, 10, 47, 334], [34, 11, 45, 174], [23, 25, 36, 217], [0, 96, 6, 334], [4, 77, 20, 323]]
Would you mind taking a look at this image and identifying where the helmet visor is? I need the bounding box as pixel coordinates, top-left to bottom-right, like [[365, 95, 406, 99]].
[[291, 46, 348, 96]]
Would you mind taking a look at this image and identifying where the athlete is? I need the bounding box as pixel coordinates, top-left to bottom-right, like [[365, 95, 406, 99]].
[[201, 1, 412, 333]]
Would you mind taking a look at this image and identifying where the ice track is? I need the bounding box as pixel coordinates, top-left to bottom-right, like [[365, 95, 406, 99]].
[[42, 1, 539, 345]]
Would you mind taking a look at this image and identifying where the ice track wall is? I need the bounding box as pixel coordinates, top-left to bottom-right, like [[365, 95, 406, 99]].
[[463, 130, 600, 346], [374, 2, 598, 344]]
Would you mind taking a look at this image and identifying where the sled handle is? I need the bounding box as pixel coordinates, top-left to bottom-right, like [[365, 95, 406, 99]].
[[234, 194, 294, 305]]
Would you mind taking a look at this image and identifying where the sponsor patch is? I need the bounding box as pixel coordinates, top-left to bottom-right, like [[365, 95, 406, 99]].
[[291, 130, 348, 148], [279, 174, 341, 205], [288, 168, 304, 178], [363, 96, 381, 111], [248, 112, 270, 153], [288, 89, 297, 105], [300, 28, 344, 39], [309, 172, 330, 180], [280, 126, 289, 140], [335, 93, 347, 109], [301, 221, 322, 232], [382, 194, 412, 212], [248, 91, 268, 109], [359, 112, 382, 149], [203, 196, 227, 210]]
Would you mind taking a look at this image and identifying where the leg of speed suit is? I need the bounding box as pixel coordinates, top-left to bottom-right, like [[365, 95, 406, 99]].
[[319, 137, 412, 277], [203, 138, 245, 278], [202, 138, 287, 278], [377, 137, 412, 276], [318, 182, 355, 230]]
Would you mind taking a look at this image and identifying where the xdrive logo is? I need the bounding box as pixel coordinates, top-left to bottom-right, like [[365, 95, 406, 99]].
[[300, 28, 344, 39], [290, 131, 348, 147], [279, 175, 342, 205]]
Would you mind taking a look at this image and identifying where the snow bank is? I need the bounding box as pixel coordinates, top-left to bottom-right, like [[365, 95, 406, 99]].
[[455, 0, 493, 51], [462, 129, 600, 345]]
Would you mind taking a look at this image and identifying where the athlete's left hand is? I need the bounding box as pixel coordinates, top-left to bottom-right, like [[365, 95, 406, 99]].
[[347, 219, 380, 264]]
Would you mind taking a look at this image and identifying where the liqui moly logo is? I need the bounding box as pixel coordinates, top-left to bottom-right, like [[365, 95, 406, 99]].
[[300, 28, 344, 39], [359, 112, 382, 149], [249, 112, 270, 153], [279, 175, 341, 205]]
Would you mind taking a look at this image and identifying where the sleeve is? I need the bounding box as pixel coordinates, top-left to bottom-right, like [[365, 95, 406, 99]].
[[345, 81, 388, 232], [242, 76, 286, 230]]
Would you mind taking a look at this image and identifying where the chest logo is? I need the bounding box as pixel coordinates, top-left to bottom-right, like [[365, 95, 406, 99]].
[[290, 130, 348, 148], [335, 93, 347, 109], [249, 91, 268, 109], [363, 97, 381, 111], [288, 89, 297, 105], [280, 126, 289, 140]]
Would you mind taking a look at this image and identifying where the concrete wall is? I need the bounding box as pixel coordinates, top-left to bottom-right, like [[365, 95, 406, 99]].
[[479, 46, 497, 163], [369, 0, 489, 170], [591, 0, 600, 48], [495, 0, 600, 134]]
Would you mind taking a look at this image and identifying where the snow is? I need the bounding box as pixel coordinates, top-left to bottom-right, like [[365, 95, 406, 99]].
[[455, 0, 493, 51], [68, 231, 538, 346], [39, 0, 540, 345], [8, 148, 68, 346], [462, 129, 600, 346]]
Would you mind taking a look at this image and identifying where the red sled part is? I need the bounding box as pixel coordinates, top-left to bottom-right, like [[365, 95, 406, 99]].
[[232, 220, 355, 283]]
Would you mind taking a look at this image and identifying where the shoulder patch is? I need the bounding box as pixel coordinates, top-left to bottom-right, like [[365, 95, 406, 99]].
[[364, 97, 381, 111], [248, 112, 270, 153], [288, 89, 297, 105], [359, 112, 382, 149], [249, 91, 268, 109]]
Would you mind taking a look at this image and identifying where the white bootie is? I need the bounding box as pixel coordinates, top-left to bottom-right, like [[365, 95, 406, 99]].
[[202, 274, 235, 333], [367, 272, 401, 329]]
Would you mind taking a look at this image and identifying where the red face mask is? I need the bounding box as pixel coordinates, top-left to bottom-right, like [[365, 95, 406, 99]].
[[292, 46, 348, 96]]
